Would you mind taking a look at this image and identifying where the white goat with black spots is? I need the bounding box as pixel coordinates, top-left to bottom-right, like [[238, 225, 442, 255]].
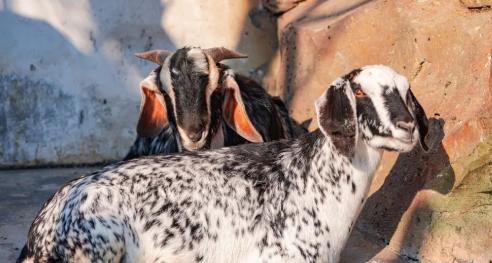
[[18, 65, 429, 263]]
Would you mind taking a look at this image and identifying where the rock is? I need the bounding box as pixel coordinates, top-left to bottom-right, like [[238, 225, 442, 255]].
[[271, 0, 492, 261]]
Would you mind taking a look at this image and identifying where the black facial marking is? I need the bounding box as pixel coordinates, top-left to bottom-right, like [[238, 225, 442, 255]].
[[153, 66, 164, 93], [170, 48, 210, 135], [354, 91, 387, 138], [343, 69, 362, 81], [383, 87, 414, 125]]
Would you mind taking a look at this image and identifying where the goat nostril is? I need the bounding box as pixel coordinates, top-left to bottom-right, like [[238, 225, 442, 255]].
[[396, 121, 414, 133]]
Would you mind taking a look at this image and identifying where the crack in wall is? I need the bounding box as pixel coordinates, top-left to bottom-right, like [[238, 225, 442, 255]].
[[411, 59, 427, 81], [467, 5, 491, 12], [459, 0, 491, 12]]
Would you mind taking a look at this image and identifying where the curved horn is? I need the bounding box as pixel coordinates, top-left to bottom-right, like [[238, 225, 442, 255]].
[[135, 50, 173, 65], [203, 47, 248, 63]]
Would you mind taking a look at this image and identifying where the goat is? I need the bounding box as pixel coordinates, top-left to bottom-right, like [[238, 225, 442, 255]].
[[17, 65, 428, 263], [123, 47, 294, 160]]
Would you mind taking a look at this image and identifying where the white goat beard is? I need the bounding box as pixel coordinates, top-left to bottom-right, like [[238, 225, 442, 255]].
[[368, 135, 418, 152]]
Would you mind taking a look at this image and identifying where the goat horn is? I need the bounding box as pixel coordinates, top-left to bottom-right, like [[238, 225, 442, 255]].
[[135, 50, 173, 65], [203, 47, 248, 63]]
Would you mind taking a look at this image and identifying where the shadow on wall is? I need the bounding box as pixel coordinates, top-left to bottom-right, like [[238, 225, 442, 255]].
[[0, 11, 95, 166], [343, 118, 454, 261], [0, 0, 178, 167], [264, 0, 492, 260], [83, 0, 178, 76]]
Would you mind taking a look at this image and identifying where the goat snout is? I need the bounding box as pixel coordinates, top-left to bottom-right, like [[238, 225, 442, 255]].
[[396, 121, 415, 134], [186, 130, 204, 142]]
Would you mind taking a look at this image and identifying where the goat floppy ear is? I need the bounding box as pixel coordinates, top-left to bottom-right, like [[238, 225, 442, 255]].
[[315, 78, 357, 158], [222, 73, 263, 143], [408, 89, 429, 151], [136, 76, 168, 138]]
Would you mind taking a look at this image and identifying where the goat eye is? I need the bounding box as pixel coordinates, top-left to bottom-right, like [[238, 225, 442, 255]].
[[355, 89, 365, 97]]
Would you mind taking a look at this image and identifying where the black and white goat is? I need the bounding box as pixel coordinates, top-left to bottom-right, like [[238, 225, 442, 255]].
[[18, 65, 428, 263], [124, 47, 293, 160]]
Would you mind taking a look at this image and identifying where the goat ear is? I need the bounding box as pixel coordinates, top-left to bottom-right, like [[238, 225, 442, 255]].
[[315, 78, 357, 158], [408, 89, 429, 151], [136, 78, 168, 138], [222, 74, 263, 143]]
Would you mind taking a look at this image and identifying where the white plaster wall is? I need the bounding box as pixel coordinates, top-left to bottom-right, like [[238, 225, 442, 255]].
[[0, 0, 277, 166]]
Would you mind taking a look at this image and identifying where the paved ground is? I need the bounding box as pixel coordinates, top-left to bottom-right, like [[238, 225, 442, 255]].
[[0, 167, 97, 262], [0, 167, 406, 263]]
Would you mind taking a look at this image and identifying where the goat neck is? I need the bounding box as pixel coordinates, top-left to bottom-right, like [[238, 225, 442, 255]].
[[272, 130, 383, 261]]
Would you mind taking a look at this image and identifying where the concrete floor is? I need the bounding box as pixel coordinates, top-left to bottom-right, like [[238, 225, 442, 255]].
[[0, 167, 406, 263], [0, 167, 96, 262]]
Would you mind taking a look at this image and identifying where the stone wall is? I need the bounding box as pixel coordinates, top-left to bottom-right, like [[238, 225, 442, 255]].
[[267, 0, 492, 261], [0, 0, 276, 167]]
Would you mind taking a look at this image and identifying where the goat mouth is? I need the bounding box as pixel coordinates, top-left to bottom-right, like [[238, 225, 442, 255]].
[[182, 135, 211, 151], [396, 137, 413, 145], [184, 141, 206, 151]]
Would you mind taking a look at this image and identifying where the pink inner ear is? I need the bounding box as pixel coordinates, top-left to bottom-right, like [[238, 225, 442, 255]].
[[136, 87, 168, 138], [222, 77, 263, 143]]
